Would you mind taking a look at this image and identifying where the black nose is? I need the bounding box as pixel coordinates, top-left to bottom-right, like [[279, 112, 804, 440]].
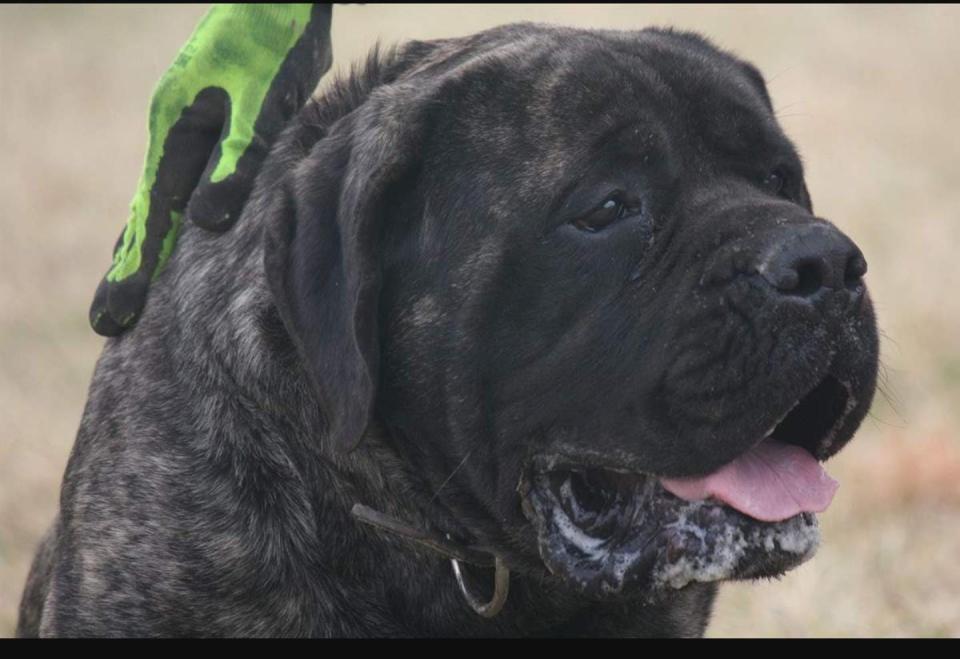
[[758, 223, 867, 298]]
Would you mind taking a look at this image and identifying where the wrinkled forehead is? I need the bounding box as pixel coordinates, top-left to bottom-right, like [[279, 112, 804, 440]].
[[419, 27, 784, 176]]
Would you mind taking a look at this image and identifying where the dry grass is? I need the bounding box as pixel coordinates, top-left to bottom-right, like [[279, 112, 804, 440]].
[[1, 4, 958, 637]]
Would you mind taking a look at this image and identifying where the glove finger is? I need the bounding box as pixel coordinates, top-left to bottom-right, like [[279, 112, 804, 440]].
[[187, 5, 333, 233], [89, 208, 173, 337], [155, 86, 231, 218], [185, 158, 257, 232], [112, 85, 224, 288], [89, 271, 152, 337], [89, 275, 128, 337], [89, 228, 142, 337], [90, 191, 184, 337]]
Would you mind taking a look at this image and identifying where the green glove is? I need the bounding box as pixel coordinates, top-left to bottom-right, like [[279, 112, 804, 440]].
[[90, 3, 333, 336]]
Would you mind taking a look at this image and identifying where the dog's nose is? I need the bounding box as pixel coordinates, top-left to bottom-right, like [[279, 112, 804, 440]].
[[757, 223, 867, 298]]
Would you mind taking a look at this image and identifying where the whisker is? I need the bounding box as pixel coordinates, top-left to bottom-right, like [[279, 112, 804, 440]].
[[869, 357, 907, 428], [429, 446, 477, 504]]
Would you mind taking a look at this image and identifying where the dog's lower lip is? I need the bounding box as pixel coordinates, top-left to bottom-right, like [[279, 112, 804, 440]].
[[548, 468, 643, 540], [521, 460, 822, 600]]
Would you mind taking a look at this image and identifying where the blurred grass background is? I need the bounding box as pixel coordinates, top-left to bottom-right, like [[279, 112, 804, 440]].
[[1, 4, 958, 637]]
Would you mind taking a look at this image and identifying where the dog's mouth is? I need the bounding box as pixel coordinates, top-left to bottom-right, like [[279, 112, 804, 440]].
[[519, 375, 855, 601]]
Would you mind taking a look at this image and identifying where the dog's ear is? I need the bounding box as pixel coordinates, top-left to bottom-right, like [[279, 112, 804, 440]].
[[263, 90, 427, 453]]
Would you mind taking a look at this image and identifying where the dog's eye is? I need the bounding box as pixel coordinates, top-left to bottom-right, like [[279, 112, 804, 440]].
[[573, 195, 642, 233], [762, 169, 787, 195]]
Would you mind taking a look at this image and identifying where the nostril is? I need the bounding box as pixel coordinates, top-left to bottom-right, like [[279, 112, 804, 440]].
[[792, 259, 825, 297], [844, 252, 868, 289]]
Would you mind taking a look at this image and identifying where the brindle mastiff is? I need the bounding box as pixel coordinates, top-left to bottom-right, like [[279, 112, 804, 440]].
[[18, 24, 878, 637]]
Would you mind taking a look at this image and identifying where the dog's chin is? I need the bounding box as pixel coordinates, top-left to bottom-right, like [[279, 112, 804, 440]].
[[520, 464, 819, 602]]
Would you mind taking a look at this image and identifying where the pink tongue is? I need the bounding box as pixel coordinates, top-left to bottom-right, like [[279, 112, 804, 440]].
[[659, 439, 839, 522]]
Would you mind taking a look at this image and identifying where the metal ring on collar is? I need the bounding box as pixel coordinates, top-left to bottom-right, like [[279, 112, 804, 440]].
[[451, 555, 510, 618]]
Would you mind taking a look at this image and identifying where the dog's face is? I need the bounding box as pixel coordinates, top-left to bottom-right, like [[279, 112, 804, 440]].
[[267, 25, 878, 605]]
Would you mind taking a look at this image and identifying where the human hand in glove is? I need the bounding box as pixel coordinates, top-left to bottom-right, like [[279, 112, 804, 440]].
[[90, 3, 333, 336]]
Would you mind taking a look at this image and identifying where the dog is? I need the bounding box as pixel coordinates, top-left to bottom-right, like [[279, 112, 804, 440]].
[[18, 23, 878, 637]]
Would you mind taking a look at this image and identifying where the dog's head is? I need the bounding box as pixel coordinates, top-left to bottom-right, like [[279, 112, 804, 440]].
[[263, 24, 878, 603]]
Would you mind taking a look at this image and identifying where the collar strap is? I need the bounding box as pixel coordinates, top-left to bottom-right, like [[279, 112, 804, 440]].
[[350, 503, 496, 566], [350, 503, 510, 617]]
